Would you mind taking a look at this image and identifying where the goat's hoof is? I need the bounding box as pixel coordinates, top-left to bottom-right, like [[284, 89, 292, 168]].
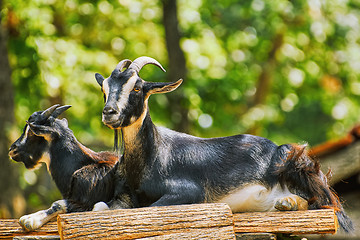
[[275, 195, 308, 211], [19, 214, 43, 231]]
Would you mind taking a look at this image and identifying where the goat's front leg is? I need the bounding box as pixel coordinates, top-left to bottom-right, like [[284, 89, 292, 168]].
[[19, 200, 67, 231]]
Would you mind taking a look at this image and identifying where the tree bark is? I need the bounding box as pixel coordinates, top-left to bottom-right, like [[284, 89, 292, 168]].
[[0, 0, 21, 218], [162, 0, 189, 133]]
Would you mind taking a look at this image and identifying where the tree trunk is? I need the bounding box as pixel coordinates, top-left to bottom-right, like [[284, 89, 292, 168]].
[[0, 0, 22, 218], [252, 33, 283, 106], [162, 0, 189, 133], [247, 33, 283, 135]]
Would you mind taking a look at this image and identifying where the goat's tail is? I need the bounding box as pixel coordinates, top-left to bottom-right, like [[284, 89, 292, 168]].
[[276, 144, 354, 233]]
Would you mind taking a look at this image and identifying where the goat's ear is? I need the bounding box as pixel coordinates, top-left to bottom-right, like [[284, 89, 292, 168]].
[[27, 121, 54, 137], [145, 79, 183, 96], [95, 73, 105, 87]]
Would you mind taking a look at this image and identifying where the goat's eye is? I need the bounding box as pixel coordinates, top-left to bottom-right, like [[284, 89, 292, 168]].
[[133, 87, 140, 92]]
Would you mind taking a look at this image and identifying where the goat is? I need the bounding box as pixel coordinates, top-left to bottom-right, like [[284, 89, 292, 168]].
[[9, 105, 135, 231], [95, 56, 353, 233]]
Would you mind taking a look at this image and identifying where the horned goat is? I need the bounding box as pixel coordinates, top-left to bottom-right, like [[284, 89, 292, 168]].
[[95, 56, 353, 233], [9, 105, 135, 231]]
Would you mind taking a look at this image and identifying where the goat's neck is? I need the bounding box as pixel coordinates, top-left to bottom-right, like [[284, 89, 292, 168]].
[[48, 133, 89, 196], [122, 105, 157, 156], [121, 110, 158, 186]]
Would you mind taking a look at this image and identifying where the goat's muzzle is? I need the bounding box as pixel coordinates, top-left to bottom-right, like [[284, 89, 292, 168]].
[[102, 106, 123, 129], [8, 145, 21, 162]]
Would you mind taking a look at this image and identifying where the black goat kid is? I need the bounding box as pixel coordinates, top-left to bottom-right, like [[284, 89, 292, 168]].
[[95, 56, 353, 233], [9, 105, 135, 231]]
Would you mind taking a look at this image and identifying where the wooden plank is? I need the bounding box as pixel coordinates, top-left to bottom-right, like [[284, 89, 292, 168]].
[[0, 219, 58, 239], [57, 203, 234, 240], [140, 226, 235, 239], [233, 209, 337, 235]]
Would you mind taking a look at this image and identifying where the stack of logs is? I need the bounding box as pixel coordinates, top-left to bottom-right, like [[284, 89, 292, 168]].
[[0, 203, 338, 240]]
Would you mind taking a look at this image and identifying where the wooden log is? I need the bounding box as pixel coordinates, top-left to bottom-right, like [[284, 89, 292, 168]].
[[233, 209, 337, 235], [318, 140, 360, 185], [57, 203, 235, 240], [2, 207, 339, 239], [0, 219, 58, 239], [309, 125, 360, 185]]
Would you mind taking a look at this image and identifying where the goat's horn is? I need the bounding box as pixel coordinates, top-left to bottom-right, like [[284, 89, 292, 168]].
[[41, 104, 60, 118], [52, 105, 72, 118], [116, 59, 132, 72], [128, 56, 166, 73]]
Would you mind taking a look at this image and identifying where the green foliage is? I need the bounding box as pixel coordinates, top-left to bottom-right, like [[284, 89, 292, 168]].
[[2, 0, 360, 211], [179, 0, 360, 144]]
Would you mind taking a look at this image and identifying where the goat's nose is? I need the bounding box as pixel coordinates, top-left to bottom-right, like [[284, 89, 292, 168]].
[[9, 144, 16, 152], [8, 145, 18, 156], [103, 106, 117, 115]]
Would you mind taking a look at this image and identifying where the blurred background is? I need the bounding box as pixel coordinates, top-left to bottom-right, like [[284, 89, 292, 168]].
[[0, 0, 359, 237]]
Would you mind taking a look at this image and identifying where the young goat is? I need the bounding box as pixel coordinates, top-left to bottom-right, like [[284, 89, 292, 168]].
[[95, 56, 353, 233], [9, 105, 135, 231]]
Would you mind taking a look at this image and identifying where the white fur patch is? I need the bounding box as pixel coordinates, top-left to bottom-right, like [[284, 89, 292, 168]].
[[102, 78, 110, 101], [92, 201, 110, 211], [116, 74, 138, 114], [216, 184, 298, 212], [20, 125, 30, 145]]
